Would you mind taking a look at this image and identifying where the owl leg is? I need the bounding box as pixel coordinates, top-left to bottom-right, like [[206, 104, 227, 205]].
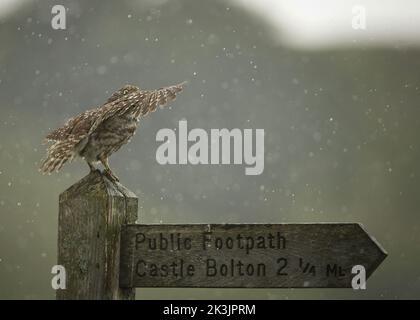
[[87, 162, 97, 172], [100, 157, 119, 182]]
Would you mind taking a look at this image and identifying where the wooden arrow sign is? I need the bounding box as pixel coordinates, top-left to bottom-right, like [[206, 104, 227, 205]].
[[119, 223, 386, 288]]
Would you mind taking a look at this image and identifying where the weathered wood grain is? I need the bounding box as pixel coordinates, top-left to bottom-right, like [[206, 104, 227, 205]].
[[119, 224, 386, 288], [57, 170, 137, 300]]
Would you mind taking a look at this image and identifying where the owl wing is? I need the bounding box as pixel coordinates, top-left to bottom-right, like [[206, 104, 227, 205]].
[[89, 81, 186, 133], [139, 81, 186, 117], [40, 108, 100, 173], [44, 109, 98, 142]]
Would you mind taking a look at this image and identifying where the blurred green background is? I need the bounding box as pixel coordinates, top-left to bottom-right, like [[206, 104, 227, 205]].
[[0, 0, 419, 299]]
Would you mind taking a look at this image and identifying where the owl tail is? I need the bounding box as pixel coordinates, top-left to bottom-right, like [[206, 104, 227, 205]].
[[39, 138, 76, 174], [142, 81, 186, 116]]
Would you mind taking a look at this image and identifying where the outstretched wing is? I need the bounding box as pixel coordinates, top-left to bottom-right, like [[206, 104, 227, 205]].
[[44, 109, 98, 142], [40, 108, 100, 173], [88, 81, 186, 135], [40, 136, 82, 173], [139, 81, 186, 117]]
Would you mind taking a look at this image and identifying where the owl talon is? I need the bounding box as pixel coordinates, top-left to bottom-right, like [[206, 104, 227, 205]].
[[104, 169, 119, 182]]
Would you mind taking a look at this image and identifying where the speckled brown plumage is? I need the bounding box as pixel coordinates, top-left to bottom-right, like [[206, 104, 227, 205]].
[[40, 82, 185, 181]]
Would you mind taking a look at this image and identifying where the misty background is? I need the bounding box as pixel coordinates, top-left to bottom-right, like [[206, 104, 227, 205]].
[[0, 0, 419, 299]]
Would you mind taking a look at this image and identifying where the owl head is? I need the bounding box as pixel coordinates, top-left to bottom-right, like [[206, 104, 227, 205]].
[[106, 84, 139, 103]]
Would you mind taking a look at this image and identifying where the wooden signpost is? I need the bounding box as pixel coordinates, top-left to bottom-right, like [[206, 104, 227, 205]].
[[57, 172, 387, 299], [119, 224, 386, 288]]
